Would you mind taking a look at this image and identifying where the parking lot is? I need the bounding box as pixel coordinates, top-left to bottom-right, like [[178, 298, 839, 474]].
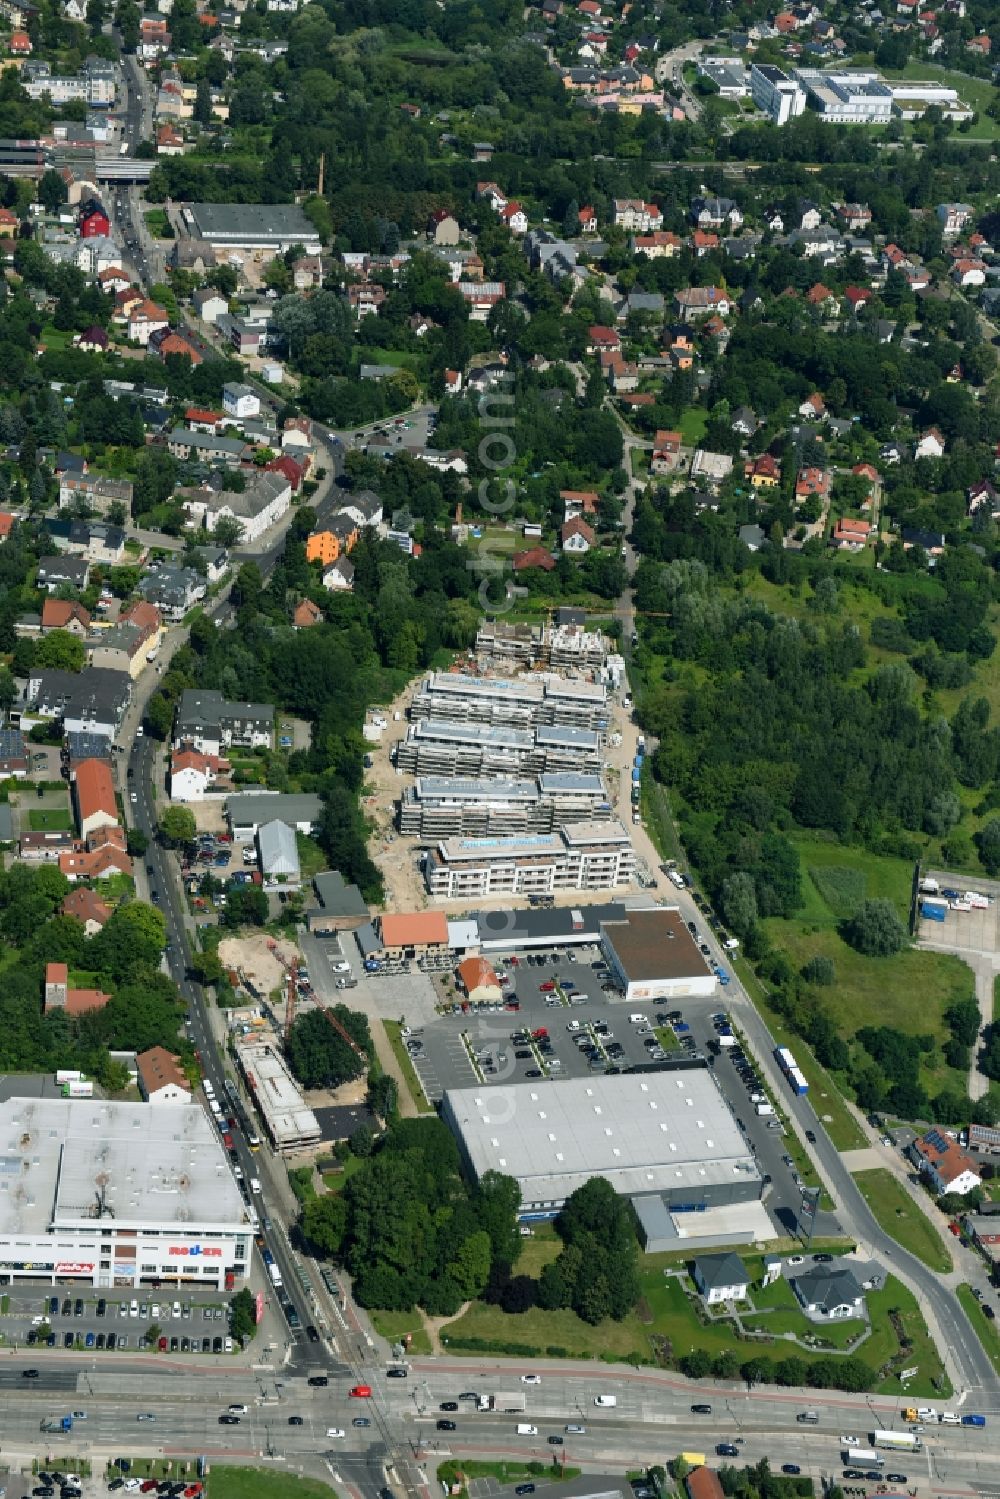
[[392, 943, 818, 1233], [0, 1285, 235, 1356]]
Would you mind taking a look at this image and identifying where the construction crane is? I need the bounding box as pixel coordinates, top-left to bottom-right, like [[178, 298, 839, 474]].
[[282, 954, 366, 1061]]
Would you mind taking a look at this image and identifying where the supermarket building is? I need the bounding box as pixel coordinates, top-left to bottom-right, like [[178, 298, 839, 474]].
[[0, 1098, 255, 1288]]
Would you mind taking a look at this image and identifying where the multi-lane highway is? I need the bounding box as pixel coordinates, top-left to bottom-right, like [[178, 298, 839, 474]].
[[8, 1358, 1000, 1494]]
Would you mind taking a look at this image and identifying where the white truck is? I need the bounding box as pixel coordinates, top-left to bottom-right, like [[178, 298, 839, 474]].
[[267, 1262, 283, 1289], [477, 1393, 526, 1413], [872, 1431, 920, 1451]]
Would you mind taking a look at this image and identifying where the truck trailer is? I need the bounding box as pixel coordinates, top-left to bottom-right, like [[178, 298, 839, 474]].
[[477, 1393, 526, 1412], [843, 1450, 882, 1466], [921, 898, 948, 923], [872, 1431, 920, 1450]]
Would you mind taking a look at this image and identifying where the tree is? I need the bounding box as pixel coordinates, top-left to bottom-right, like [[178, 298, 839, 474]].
[[720, 871, 758, 937], [976, 819, 1000, 876], [38, 169, 68, 214], [367, 1073, 397, 1121], [145, 1322, 162, 1347], [126, 827, 149, 857], [843, 898, 907, 957], [194, 77, 213, 127], [229, 1288, 256, 1343], [448, 1230, 491, 1299], [803, 955, 835, 985], [35, 630, 85, 673], [301, 1191, 347, 1256], [159, 806, 196, 848], [213, 515, 245, 547], [221, 885, 269, 927], [285, 1006, 370, 1089]]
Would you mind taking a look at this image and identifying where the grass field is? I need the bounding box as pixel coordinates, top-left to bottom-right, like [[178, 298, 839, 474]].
[[144, 208, 172, 238], [383, 1019, 434, 1114], [853, 1169, 952, 1274], [764, 834, 972, 1100], [957, 1284, 1000, 1374], [441, 1260, 946, 1391], [28, 808, 71, 832], [678, 407, 708, 444], [209, 1471, 336, 1499], [368, 1307, 433, 1355]]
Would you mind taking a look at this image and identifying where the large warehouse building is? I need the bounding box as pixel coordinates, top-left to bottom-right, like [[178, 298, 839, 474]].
[[180, 203, 322, 255], [601, 908, 717, 1001], [443, 1070, 762, 1220], [0, 1097, 255, 1288]]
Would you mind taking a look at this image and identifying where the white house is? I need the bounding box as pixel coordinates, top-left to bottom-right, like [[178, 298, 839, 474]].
[[323, 556, 354, 591], [137, 1046, 192, 1106], [193, 288, 229, 324], [128, 300, 169, 346], [222, 382, 260, 422], [915, 426, 946, 459], [792, 1266, 865, 1320], [169, 745, 228, 801], [561, 518, 594, 553], [909, 1129, 981, 1196], [692, 1252, 750, 1306]]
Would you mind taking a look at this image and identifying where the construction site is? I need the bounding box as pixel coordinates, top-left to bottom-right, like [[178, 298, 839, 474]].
[[227, 938, 371, 1156], [362, 612, 653, 911]]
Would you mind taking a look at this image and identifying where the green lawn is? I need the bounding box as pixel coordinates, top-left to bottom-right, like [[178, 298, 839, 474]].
[[368, 1307, 433, 1355], [514, 1228, 562, 1277], [144, 208, 172, 238], [853, 1169, 952, 1273], [441, 1260, 944, 1390], [28, 807, 72, 832], [383, 1019, 434, 1114], [763, 834, 973, 1099], [295, 833, 327, 880], [209, 1471, 336, 1499], [678, 407, 708, 444], [957, 1284, 1000, 1374]]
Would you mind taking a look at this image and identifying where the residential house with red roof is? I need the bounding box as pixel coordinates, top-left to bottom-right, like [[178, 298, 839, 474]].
[[61, 887, 112, 936], [831, 517, 872, 549], [513, 546, 556, 573], [72, 759, 118, 841], [651, 430, 683, 475], [561, 517, 595, 553], [43, 962, 111, 1016], [41, 598, 91, 637], [745, 454, 781, 490], [909, 1128, 980, 1196]]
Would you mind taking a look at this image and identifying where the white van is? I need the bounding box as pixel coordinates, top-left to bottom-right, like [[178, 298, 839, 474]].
[[594, 1395, 617, 1408], [628, 1014, 647, 1026], [517, 1424, 538, 1436]]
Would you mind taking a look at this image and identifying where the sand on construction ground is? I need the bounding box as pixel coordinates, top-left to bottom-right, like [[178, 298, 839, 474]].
[[218, 932, 300, 994]]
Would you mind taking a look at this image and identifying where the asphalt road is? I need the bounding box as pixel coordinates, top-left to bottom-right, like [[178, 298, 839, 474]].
[[9, 1363, 1000, 1493]]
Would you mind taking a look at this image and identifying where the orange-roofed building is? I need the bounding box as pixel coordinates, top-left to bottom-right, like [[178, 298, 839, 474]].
[[41, 598, 91, 636], [0, 512, 14, 541], [457, 955, 502, 1003], [61, 887, 112, 935], [58, 844, 132, 882], [72, 757, 118, 841], [686, 1468, 725, 1499], [43, 961, 112, 1015], [379, 911, 449, 955], [831, 517, 872, 549], [306, 530, 339, 567], [294, 598, 322, 629], [9, 30, 32, 52], [137, 1045, 192, 1105]]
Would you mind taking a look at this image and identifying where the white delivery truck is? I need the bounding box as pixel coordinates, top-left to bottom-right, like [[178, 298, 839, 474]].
[[517, 1425, 538, 1436], [594, 1396, 617, 1407]]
